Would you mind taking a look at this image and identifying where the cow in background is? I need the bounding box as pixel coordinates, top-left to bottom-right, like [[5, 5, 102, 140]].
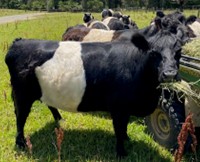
[[185, 15, 200, 38], [62, 17, 188, 46], [102, 17, 130, 30], [101, 9, 114, 20], [83, 12, 94, 24], [83, 12, 110, 30], [120, 15, 138, 29]]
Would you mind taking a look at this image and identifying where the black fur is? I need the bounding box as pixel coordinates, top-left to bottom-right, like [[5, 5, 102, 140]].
[[103, 17, 129, 30]]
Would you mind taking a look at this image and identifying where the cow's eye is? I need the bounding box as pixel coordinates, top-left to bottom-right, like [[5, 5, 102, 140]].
[[150, 50, 161, 59]]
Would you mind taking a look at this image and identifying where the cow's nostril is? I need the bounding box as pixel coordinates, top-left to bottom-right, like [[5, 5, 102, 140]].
[[163, 70, 178, 81]]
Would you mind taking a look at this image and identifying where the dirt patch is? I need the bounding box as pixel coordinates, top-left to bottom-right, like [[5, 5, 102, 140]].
[[0, 12, 47, 24]]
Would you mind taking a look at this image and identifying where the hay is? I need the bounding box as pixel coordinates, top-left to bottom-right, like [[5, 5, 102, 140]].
[[182, 38, 200, 57], [158, 80, 200, 104]]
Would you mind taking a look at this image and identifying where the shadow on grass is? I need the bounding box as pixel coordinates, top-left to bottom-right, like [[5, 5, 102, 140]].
[[15, 121, 173, 162]]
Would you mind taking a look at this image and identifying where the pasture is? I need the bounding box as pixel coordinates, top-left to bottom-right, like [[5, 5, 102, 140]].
[[0, 9, 199, 162]]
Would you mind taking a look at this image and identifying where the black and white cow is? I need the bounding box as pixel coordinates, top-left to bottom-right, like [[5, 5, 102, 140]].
[[185, 15, 200, 37], [101, 9, 114, 20], [87, 20, 110, 30], [5, 31, 182, 157], [82, 13, 109, 30], [102, 17, 130, 30], [112, 11, 123, 19]]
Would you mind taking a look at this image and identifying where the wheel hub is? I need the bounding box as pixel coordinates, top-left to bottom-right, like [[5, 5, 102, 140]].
[[150, 108, 170, 140]]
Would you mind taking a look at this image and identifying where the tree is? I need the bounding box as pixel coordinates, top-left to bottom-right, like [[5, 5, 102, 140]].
[[8, 0, 21, 9], [32, 0, 45, 10], [177, 0, 186, 12], [81, 0, 87, 10], [87, 0, 103, 11]]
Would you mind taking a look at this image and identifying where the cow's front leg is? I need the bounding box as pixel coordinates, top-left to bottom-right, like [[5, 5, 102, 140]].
[[111, 112, 130, 157]]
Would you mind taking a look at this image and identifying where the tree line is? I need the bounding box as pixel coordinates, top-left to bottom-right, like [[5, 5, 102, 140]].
[[0, 0, 199, 12]]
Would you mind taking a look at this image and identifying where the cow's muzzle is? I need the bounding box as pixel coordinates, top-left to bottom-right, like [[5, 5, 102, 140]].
[[162, 70, 179, 82]]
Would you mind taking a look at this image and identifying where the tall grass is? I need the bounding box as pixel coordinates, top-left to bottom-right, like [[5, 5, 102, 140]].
[[0, 10, 199, 162]]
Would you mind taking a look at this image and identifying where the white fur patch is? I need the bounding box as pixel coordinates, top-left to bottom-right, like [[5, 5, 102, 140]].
[[102, 17, 113, 25], [189, 21, 200, 37], [83, 29, 114, 42], [88, 20, 110, 30], [35, 42, 86, 112]]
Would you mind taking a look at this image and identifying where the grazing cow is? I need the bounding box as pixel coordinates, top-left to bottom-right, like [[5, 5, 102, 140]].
[[120, 15, 138, 29], [102, 17, 130, 30], [6, 31, 182, 157]]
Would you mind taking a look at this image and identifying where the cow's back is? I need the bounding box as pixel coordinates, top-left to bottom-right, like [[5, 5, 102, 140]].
[[5, 39, 59, 74]]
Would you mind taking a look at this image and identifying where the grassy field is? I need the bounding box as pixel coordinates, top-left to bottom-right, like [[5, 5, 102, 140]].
[[0, 9, 199, 162]]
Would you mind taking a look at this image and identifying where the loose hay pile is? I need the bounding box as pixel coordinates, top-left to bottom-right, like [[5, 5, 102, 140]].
[[182, 38, 200, 57], [158, 80, 200, 104]]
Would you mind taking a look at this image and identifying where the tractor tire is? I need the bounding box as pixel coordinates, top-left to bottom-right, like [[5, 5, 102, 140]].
[[145, 90, 187, 152]]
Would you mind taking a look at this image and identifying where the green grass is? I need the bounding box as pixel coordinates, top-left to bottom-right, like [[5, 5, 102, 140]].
[[0, 10, 199, 162]]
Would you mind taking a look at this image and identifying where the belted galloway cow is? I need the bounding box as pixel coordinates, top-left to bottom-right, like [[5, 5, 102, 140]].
[[5, 31, 182, 157]]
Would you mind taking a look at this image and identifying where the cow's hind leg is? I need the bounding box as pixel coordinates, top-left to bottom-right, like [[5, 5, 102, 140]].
[[111, 112, 130, 157], [12, 89, 34, 148], [48, 106, 62, 121]]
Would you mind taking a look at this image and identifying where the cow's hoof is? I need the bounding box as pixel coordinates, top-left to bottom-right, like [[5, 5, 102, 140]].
[[16, 138, 26, 149], [116, 149, 127, 158], [124, 134, 130, 141]]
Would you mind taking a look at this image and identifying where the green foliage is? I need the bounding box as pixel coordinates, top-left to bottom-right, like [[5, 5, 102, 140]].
[[87, 0, 104, 11], [1, 0, 200, 11], [58, 1, 81, 11], [31, 1, 45, 11], [8, 0, 21, 9]]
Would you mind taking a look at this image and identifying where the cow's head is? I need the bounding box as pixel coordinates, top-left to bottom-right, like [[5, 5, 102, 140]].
[[161, 17, 190, 44], [121, 15, 130, 25], [83, 13, 94, 23], [148, 30, 182, 83]]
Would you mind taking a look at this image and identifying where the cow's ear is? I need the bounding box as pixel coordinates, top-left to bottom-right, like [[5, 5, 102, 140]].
[[128, 15, 130, 18], [131, 33, 150, 51]]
